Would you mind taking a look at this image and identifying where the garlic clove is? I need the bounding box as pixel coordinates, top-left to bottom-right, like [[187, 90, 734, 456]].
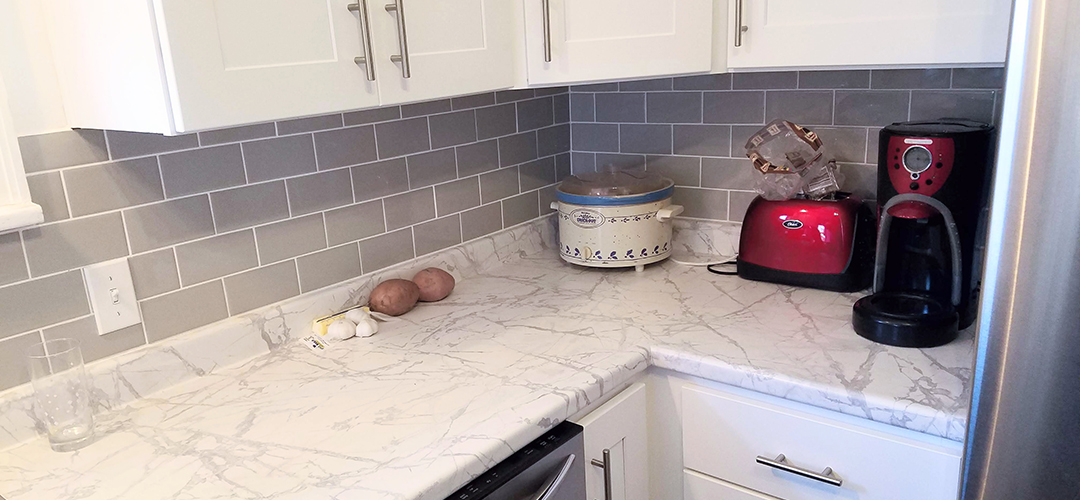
[[325, 318, 357, 341], [355, 317, 379, 338]]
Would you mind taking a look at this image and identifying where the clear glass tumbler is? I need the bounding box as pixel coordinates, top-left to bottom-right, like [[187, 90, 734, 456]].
[[26, 338, 95, 451]]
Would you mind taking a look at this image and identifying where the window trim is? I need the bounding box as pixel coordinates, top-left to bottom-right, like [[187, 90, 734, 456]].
[[0, 70, 43, 234]]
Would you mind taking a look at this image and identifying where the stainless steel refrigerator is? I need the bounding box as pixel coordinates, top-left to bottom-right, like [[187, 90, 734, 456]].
[[961, 0, 1080, 498]]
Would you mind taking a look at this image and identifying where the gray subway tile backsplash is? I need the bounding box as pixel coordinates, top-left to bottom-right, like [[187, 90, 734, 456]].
[[414, 215, 463, 256], [313, 125, 378, 170], [0, 271, 89, 340], [429, 110, 478, 149], [834, 91, 911, 126], [646, 156, 700, 187], [435, 177, 482, 216], [375, 117, 431, 159], [0, 233, 28, 287], [764, 90, 834, 125], [242, 134, 317, 182], [401, 99, 452, 119], [673, 73, 732, 91], [43, 316, 144, 364], [383, 188, 437, 231], [732, 71, 798, 90], [647, 92, 703, 124], [352, 157, 410, 202], [673, 125, 731, 156], [106, 130, 198, 160], [18, 129, 108, 173], [571, 123, 619, 152], [457, 139, 501, 177], [159, 144, 246, 198], [198, 123, 276, 146], [595, 93, 646, 123], [537, 125, 571, 158], [141, 280, 229, 342], [503, 191, 540, 227], [797, 70, 870, 89], [22, 212, 129, 277], [175, 230, 259, 286], [909, 90, 996, 124], [519, 157, 557, 192], [127, 248, 180, 300], [0, 332, 44, 390], [124, 195, 215, 253], [702, 91, 765, 125], [324, 201, 386, 247], [452, 93, 496, 110], [210, 181, 291, 232], [475, 103, 517, 140], [479, 167, 520, 204], [224, 260, 301, 314], [297, 244, 362, 293], [461, 203, 503, 241], [870, 68, 951, 89], [276, 113, 343, 135], [255, 214, 326, 264], [620, 124, 672, 155], [286, 168, 354, 216], [343, 106, 401, 126], [407, 148, 458, 189], [358, 228, 414, 272], [517, 97, 555, 132], [26, 172, 70, 222], [64, 157, 164, 217], [499, 132, 539, 167]]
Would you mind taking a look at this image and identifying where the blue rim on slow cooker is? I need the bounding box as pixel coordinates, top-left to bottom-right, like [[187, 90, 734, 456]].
[[555, 182, 674, 206]]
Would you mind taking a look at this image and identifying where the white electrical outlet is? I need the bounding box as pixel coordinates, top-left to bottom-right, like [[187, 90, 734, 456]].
[[84, 258, 141, 335]]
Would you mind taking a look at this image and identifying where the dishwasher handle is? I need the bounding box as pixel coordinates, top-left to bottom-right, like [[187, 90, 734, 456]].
[[524, 454, 576, 500]]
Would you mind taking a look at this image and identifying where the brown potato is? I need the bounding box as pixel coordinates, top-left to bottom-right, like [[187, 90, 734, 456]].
[[412, 268, 455, 302], [368, 279, 420, 316]]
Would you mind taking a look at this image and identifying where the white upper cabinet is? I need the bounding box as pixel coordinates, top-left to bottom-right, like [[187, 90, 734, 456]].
[[727, 0, 1012, 69], [371, 0, 516, 105], [523, 0, 715, 85]]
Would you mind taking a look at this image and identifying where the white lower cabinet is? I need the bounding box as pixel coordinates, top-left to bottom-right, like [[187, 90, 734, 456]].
[[684, 469, 779, 500], [574, 383, 649, 500]]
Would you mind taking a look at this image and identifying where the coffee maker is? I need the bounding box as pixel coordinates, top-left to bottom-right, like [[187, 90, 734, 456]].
[[853, 120, 995, 347]]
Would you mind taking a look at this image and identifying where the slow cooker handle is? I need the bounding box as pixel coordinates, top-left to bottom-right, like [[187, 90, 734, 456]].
[[549, 201, 560, 211], [657, 205, 684, 221]]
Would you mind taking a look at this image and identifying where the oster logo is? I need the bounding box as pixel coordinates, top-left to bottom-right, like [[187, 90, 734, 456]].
[[570, 209, 605, 228], [782, 219, 804, 229]]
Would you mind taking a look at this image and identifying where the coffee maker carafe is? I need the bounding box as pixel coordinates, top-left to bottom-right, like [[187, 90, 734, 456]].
[[853, 120, 995, 347]]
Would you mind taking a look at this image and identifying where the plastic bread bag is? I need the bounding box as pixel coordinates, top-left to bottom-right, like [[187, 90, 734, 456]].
[[744, 119, 844, 200]]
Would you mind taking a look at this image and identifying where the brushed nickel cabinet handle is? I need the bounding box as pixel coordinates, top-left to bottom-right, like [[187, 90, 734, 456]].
[[384, 0, 411, 78], [734, 0, 748, 47], [347, 1, 376, 81], [542, 0, 552, 62], [756, 454, 843, 487], [590, 448, 613, 500]]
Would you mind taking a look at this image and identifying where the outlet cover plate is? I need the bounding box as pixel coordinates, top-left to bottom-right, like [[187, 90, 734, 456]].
[[84, 258, 141, 335]]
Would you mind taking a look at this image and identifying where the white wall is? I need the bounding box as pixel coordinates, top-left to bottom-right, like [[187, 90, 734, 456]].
[[0, 0, 69, 136]]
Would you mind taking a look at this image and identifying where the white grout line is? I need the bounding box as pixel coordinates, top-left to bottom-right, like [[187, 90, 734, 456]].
[[18, 231, 31, 280]]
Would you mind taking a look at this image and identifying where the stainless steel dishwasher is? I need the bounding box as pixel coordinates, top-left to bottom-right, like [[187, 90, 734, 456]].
[[446, 422, 585, 500]]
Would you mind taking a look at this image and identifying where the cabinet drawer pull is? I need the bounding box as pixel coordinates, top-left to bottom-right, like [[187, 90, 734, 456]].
[[384, 0, 411, 78], [541, 0, 552, 62], [755, 454, 843, 487], [734, 0, 748, 47], [589, 448, 613, 500], [347, 1, 376, 81]]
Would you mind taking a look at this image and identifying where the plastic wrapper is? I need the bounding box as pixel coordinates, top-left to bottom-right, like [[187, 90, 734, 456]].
[[745, 119, 844, 200]]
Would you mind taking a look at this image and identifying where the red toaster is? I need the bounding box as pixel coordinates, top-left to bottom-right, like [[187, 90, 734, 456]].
[[736, 194, 875, 292]]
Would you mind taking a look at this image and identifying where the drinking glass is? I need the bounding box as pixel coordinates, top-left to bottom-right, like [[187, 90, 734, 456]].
[[26, 338, 95, 452]]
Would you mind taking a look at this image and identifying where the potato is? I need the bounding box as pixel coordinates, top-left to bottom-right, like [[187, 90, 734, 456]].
[[412, 268, 455, 302], [368, 279, 421, 316]]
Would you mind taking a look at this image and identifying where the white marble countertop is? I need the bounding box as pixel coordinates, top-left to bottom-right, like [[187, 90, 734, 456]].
[[0, 219, 974, 500]]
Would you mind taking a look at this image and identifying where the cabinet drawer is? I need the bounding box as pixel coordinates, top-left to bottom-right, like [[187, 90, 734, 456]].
[[684, 469, 779, 500], [681, 385, 961, 500]]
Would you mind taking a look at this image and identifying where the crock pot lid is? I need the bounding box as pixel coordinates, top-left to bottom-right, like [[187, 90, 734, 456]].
[[557, 169, 672, 197]]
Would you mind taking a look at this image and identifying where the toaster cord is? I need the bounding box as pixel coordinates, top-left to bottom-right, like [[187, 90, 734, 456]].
[[669, 255, 739, 275]]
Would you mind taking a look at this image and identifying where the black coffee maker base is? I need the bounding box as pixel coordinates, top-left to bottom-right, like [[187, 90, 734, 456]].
[[852, 292, 959, 348]]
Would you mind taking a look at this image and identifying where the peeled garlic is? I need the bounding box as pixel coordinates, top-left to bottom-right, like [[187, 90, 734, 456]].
[[325, 318, 357, 342], [346, 307, 380, 338]]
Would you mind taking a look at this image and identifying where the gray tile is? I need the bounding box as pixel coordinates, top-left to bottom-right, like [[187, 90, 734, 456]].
[[673, 74, 732, 91], [375, 118, 430, 159], [733, 72, 798, 90], [414, 215, 462, 256], [620, 124, 672, 154], [952, 67, 1005, 89], [496, 89, 535, 103], [539, 185, 557, 214], [314, 125, 378, 170], [537, 124, 571, 158], [461, 203, 503, 241], [64, 157, 164, 217], [595, 153, 645, 171], [0, 233, 27, 286], [159, 144, 246, 198], [18, 130, 109, 173], [429, 110, 477, 149], [595, 93, 645, 123], [23, 213, 128, 277], [910, 91, 996, 123], [867, 127, 882, 163], [0, 271, 89, 340], [556, 153, 572, 181], [255, 214, 326, 263], [503, 191, 540, 227], [435, 177, 481, 216], [344, 106, 401, 126], [106, 131, 198, 160], [276, 114, 343, 135], [620, 78, 672, 91], [701, 157, 756, 190], [646, 156, 700, 186], [728, 191, 757, 222], [871, 69, 951, 89], [673, 125, 731, 156], [287, 168, 354, 216], [571, 152, 596, 174], [43, 316, 144, 363], [572, 123, 619, 152], [210, 181, 290, 232], [242, 134, 317, 182], [814, 127, 867, 163], [124, 195, 215, 253], [764, 90, 834, 125], [401, 99, 452, 118], [499, 133, 538, 167], [407, 148, 457, 188], [730, 125, 761, 157], [838, 162, 877, 200], [127, 249, 179, 299], [452, 93, 496, 110], [672, 187, 727, 220], [647, 92, 703, 124], [0, 333, 43, 390], [26, 172, 69, 222], [703, 91, 765, 124], [141, 280, 228, 342], [834, 91, 910, 126], [480, 167, 520, 204], [351, 158, 409, 202], [535, 87, 568, 96], [198, 123, 276, 146], [223, 261, 300, 314], [571, 94, 595, 122], [358, 228, 414, 272], [553, 94, 570, 124], [456, 139, 500, 177], [519, 157, 556, 192], [798, 70, 870, 89], [383, 188, 436, 230], [571, 82, 619, 92], [297, 244, 361, 292], [325, 201, 385, 246], [476, 103, 517, 140], [517, 97, 554, 131], [175, 230, 258, 285]]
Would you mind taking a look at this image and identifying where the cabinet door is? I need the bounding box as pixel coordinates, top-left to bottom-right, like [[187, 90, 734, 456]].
[[575, 383, 648, 500], [155, 0, 379, 132], [727, 0, 1011, 68], [370, 0, 515, 105], [523, 0, 714, 85]]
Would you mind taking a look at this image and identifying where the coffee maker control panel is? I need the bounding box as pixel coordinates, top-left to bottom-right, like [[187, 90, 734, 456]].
[[886, 136, 955, 218]]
